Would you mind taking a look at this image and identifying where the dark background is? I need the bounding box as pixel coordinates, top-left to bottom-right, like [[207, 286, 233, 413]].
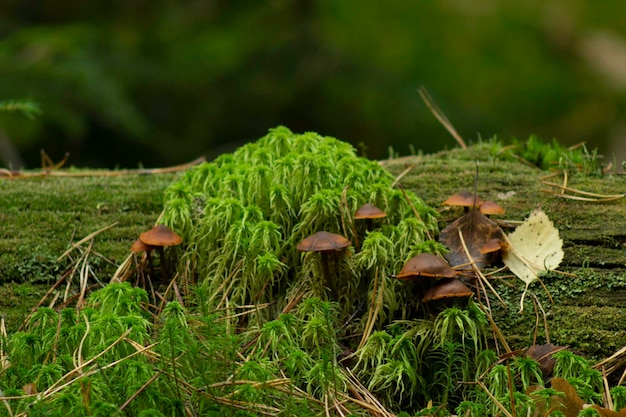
[[1, 1, 626, 169]]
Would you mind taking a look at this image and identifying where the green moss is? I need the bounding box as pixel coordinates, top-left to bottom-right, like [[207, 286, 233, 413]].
[[0, 173, 177, 284], [0, 282, 47, 329], [162, 126, 440, 325]]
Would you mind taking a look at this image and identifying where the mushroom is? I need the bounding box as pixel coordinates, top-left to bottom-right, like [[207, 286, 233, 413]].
[[297, 231, 351, 296], [442, 191, 484, 212], [354, 203, 387, 231], [480, 238, 505, 255], [394, 253, 457, 281], [139, 224, 182, 278], [479, 201, 505, 216], [131, 238, 156, 277], [421, 278, 474, 303]]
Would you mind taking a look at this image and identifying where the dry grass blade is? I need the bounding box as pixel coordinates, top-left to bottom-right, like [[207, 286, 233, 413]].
[[457, 229, 506, 307], [118, 371, 161, 412], [477, 381, 514, 417], [418, 86, 467, 149], [35, 332, 154, 400], [391, 162, 419, 188], [478, 302, 511, 355], [541, 180, 625, 202], [602, 366, 614, 411], [57, 222, 119, 262], [342, 368, 396, 417], [111, 253, 134, 283], [0, 396, 12, 417], [357, 267, 383, 351], [594, 344, 626, 380], [531, 293, 550, 344], [77, 239, 94, 309], [0, 317, 7, 371]]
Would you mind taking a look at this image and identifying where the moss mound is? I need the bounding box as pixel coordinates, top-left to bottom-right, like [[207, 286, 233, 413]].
[[162, 126, 440, 324]]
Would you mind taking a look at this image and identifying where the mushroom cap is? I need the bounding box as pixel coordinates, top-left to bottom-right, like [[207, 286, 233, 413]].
[[479, 201, 505, 215], [421, 278, 474, 302], [296, 231, 351, 252], [131, 238, 153, 253], [394, 253, 457, 280], [480, 238, 505, 254], [354, 203, 387, 220], [442, 190, 483, 208], [140, 224, 183, 247]]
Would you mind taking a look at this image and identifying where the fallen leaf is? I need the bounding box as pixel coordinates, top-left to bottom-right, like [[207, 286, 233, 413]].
[[439, 208, 505, 271], [502, 208, 563, 311]]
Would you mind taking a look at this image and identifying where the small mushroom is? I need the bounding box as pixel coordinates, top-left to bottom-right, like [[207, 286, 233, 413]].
[[355, 203, 387, 230], [131, 238, 156, 277], [479, 201, 505, 216], [421, 278, 474, 303], [22, 383, 37, 395], [297, 231, 351, 296], [139, 224, 182, 278], [480, 238, 505, 255], [394, 253, 457, 281], [442, 191, 484, 212]]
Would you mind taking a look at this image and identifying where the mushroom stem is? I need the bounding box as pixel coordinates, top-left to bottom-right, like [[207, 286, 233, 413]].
[[156, 246, 169, 278], [145, 250, 156, 277], [321, 253, 331, 295]]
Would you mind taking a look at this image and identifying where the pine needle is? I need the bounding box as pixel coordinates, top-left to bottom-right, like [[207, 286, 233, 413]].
[[418, 86, 467, 149]]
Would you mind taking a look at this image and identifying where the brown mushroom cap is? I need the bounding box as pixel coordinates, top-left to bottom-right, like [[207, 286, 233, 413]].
[[131, 238, 153, 253], [296, 231, 351, 252], [479, 201, 505, 215], [140, 224, 183, 247], [354, 203, 387, 220], [480, 238, 505, 255], [394, 253, 457, 280], [442, 191, 483, 208], [421, 278, 473, 302]]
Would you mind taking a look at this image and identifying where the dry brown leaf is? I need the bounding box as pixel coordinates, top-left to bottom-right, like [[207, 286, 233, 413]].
[[439, 208, 505, 271], [549, 377, 586, 417]]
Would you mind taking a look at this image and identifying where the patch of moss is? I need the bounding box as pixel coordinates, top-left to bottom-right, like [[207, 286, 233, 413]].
[[0, 282, 48, 331], [0, 173, 177, 284]]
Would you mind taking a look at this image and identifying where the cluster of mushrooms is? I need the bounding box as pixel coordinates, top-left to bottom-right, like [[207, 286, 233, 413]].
[[130, 193, 505, 308], [297, 192, 507, 307], [296, 197, 494, 303], [296, 203, 386, 280], [400, 190, 507, 305]]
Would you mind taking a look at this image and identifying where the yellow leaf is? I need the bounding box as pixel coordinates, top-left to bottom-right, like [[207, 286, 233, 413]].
[[502, 208, 564, 311]]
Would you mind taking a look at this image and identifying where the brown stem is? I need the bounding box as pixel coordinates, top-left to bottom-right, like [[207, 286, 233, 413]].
[[156, 246, 168, 278]]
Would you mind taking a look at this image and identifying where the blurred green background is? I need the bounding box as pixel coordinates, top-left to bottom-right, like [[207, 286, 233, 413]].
[[1, 1, 626, 169]]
